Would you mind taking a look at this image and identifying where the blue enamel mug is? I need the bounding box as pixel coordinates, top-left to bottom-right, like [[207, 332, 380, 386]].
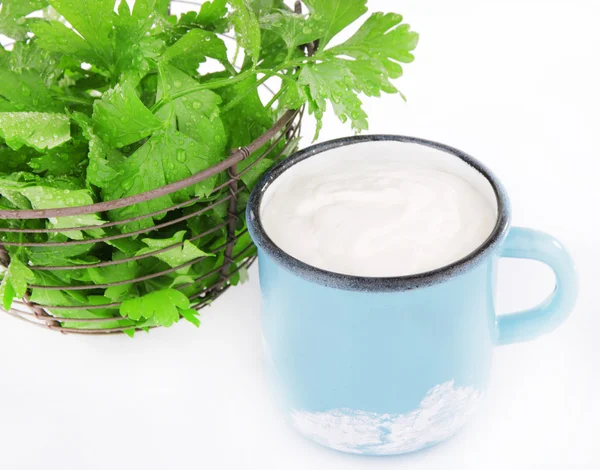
[[246, 135, 578, 456]]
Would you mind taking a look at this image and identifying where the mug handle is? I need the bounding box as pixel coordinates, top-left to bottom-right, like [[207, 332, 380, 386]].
[[496, 227, 578, 345]]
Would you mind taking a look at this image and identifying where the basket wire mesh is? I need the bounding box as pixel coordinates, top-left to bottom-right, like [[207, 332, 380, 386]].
[[0, 0, 308, 334]]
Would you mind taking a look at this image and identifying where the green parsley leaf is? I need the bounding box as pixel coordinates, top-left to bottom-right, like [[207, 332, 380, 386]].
[[246, 0, 287, 18], [86, 133, 124, 188], [114, 0, 158, 39], [297, 12, 418, 137], [298, 62, 367, 137], [0, 257, 35, 311], [112, 0, 165, 82], [0, 69, 59, 112], [92, 84, 163, 148], [28, 272, 127, 328], [47, 0, 115, 67], [179, 308, 201, 327], [94, 255, 139, 303], [162, 29, 229, 75], [260, 10, 322, 53], [327, 12, 419, 78], [195, 0, 228, 32], [239, 156, 273, 190], [25, 243, 96, 267], [156, 64, 227, 156], [137, 230, 214, 274], [32, 20, 98, 65], [0, 174, 33, 208], [218, 75, 273, 149], [120, 288, 190, 327], [18, 185, 105, 239], [278, 78, 306, 110], [154, 0, 171, 18], [103, 128, 220, 232], [229, 0, 261, 65], [87, 256, 138, 302], [28, 147, 88, 176], [0, 112, 71, 151], [303, 0, 367, 48], [5, 41, 63, 88], [89, 256, 138, 285], [57, 293, 134, 330], [0, 0, 48, 40], [0, 144, 31, 174], [105, 284, 135, 302], [71, 110, 125, 189]]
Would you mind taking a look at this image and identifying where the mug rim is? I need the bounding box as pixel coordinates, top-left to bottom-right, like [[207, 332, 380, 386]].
[[247, 135, 511, 292]]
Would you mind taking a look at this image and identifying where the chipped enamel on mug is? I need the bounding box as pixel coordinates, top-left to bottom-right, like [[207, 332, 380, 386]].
[[247, 135, 578, 456]]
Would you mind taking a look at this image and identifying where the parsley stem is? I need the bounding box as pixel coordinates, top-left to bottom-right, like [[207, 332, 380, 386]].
[[279, 55, 320, 69], [265, 85, 286, 110], [232, 43, 241, 66], [157, 64, 175, 122], [55, 95, 94, 106], [274, 72, 298, 85], [220, 73, 272, 114], [223, 60, 238, 76], [150, 67, 261, 113], [150, 56, 317, 115]]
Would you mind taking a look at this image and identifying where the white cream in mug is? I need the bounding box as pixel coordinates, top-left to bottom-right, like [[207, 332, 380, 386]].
[[260, 140, 498, 277]]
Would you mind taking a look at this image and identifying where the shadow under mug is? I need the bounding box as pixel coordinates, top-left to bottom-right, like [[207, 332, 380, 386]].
[[246, 135, 578, 456]]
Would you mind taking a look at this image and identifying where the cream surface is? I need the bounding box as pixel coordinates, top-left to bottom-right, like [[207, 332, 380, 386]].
[[260, 141, 497, 277]]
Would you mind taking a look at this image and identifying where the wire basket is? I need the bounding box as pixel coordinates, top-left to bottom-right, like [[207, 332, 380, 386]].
[[0, 1, 308, 335]]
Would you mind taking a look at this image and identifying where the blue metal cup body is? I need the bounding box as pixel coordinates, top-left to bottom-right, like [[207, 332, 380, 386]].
[[247, 136, 578, 455]]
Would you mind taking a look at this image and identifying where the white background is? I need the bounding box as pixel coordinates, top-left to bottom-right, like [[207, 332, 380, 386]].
[[1, 0, 599, 468]]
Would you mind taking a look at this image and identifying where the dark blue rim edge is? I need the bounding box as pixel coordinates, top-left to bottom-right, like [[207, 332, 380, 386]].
[[247, 135, 512, 292]]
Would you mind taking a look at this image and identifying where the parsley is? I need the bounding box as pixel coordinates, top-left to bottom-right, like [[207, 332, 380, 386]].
[[137, 230, 214, 274], [0, 257, 34, 311], [120, 288, 199, 328], [0, 0, 418, 332], [0, 112, 71, 151]]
